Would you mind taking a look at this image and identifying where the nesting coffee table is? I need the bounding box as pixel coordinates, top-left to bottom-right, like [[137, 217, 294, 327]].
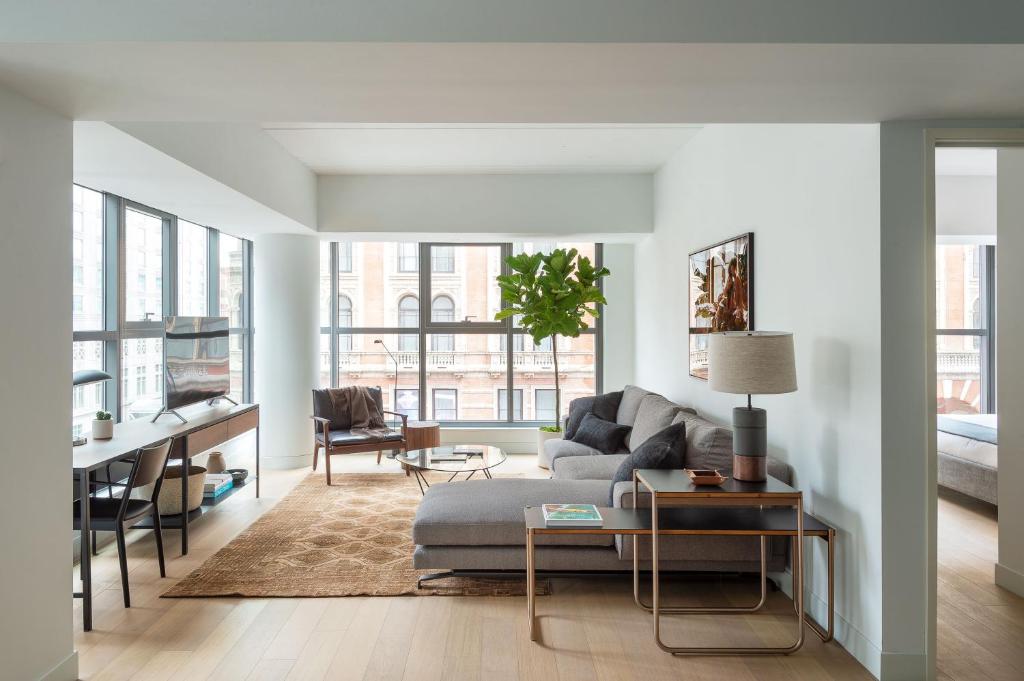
[[524, 470, 836, 655], [395, 444, 506, 494]]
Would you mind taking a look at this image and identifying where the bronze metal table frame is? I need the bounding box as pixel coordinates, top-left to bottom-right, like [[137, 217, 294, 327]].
[[524, 472, 835, 655]]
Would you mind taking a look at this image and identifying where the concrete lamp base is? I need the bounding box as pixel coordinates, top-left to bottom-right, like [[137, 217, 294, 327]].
[[732, 406, 767, 482]]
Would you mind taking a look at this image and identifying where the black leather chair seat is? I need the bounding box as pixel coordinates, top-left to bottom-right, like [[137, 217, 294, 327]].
[[73, 497, 156, 530], [317, 429, 404, 447]]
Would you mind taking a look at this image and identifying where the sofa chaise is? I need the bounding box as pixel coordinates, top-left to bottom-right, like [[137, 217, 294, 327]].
[[411, 385, 791, 575]]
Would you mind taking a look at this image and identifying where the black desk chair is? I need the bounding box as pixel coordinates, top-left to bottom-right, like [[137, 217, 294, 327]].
[[74, 438, 173, 608]]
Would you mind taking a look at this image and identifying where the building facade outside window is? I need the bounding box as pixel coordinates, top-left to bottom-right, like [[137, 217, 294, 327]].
[[320, 241, 602, 424], [936, 243, 995, 414], [397, 243, 418, 272], [70, 185, 254, 435]]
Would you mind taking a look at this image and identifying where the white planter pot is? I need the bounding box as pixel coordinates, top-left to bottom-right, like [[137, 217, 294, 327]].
[[537, 429, 562, 469], [91, 419, 113, 440]]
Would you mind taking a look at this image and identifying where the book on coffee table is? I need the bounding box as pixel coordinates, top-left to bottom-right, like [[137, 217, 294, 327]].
[[453, 445, 483, 457], [429, 450, 469, 462], [541, 504, 604, 527]]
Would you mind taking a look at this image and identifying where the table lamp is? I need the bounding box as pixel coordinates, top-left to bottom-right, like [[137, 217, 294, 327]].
[[708, 331, 797, 481], [72, 369, 113, 446]]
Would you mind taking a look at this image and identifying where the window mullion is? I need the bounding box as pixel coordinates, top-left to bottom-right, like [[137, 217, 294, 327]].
[[418, 243, 430, 421], [502, 242, 514, 423], [595, 242, 605, 396], [330, 242, 339, 389]]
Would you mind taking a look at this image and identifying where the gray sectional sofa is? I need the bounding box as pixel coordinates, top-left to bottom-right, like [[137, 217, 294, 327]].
[[411, 385, 791, 574]]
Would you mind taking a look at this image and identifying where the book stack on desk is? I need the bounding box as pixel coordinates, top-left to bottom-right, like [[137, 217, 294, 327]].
[[204, 473, 233, 499]]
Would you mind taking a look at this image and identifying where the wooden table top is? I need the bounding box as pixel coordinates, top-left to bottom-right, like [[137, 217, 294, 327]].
[[72, 402, 257, 472], [635, 470, 801, 499], [524, 506, 833, 536]]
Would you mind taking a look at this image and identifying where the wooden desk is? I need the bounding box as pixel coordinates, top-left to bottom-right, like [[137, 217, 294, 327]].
[[73, 402, 259, 631]]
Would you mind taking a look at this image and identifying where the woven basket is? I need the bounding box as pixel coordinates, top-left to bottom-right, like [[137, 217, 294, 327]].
[[152, 465, 207, 516]]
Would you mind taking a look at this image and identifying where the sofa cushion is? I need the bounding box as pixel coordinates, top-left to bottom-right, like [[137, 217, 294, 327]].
[[541, 437, 611, 470], [315, 429, 403, 447], [564, 391, 623, 439], [629, 394, 690, 451], [552, 453, 628, 481], [615, 385, 655, 427], [570, 414, 631, 455], [412, 478, 615, 547], [673, 411, 735, 473], [609, 422, 687, 504]]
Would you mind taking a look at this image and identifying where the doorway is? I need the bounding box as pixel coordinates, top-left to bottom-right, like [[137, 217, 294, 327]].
[[930, 141, 1024, 680]]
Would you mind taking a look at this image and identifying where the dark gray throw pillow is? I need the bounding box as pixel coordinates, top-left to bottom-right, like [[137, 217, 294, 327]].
[[564, 391, 624, 439], [570, 413, 632, 455], [609, 421, 687, 505]]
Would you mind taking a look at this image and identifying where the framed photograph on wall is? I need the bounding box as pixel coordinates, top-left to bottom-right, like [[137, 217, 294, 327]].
[[688, 233, 754, 379]]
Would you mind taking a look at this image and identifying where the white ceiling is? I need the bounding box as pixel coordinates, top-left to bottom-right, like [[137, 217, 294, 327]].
[[263, 124, 701, 173], [935, 148, 997, 176], [3, 43, 1024, 124]]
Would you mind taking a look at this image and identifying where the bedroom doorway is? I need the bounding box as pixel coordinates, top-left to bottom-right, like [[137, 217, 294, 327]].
[[932, 143, 1018, 679]]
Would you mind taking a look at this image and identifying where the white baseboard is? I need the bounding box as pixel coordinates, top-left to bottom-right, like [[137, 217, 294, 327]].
[[995, 562, 1024, 597], [261, 453, 314, 470], [879, 651, 929, 680], [772, 569, 883, 679], [40, 651, 77, 681]]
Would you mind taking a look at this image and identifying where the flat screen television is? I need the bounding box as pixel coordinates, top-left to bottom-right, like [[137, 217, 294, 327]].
[[163, 316, 231, 411]]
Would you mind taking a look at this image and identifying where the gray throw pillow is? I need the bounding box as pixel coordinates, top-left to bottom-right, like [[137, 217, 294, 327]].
[[609, 421, 687, 505], [570, 413, 632, 455], [564, 391, 623, 439]]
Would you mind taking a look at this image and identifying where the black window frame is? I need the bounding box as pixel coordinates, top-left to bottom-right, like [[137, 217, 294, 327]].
[[71, 185, 254, 431], [936, 243, 996, 414], [320, 241, 604, 427]]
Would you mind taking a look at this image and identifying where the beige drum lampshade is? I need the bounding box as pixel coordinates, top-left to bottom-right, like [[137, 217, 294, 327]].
[[708, 331, 797, 395]]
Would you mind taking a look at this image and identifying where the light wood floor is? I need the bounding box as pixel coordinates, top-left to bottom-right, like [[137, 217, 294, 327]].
[[936, 488, 1024, 681], [72, 454, 1016, 681]]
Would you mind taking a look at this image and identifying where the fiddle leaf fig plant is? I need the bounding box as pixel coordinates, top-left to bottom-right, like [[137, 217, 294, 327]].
[[495, 248, 610, 431]]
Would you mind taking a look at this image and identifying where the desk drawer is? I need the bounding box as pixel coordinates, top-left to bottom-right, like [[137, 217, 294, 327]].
[[228, 409, 259, 439], [187, 422, 229, 454]]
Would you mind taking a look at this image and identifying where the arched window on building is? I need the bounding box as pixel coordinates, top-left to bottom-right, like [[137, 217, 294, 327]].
[[338, 295, 352, 351], [398, 295, 419, 352], [431, 295, 455, 352]]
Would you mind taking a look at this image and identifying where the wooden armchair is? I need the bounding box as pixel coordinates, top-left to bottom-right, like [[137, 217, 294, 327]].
[[311, 387, 408, 485]]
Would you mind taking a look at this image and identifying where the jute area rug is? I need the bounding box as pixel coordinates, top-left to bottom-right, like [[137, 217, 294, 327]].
[[162, 473, 545, 598]]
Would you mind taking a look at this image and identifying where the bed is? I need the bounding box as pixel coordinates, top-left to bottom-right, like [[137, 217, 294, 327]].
[[937, 414, 997, 505]]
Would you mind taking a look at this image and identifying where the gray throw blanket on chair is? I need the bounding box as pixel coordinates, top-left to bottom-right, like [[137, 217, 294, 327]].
[[326, 386, 391, 437]]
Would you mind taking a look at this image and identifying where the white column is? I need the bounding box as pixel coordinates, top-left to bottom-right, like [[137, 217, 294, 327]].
[[997, 149, 1024, 597], [0, 85, 77, 680], [253, 233, 319, 469]]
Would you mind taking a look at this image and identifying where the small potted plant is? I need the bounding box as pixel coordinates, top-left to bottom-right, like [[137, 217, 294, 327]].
[[92, 410, 113, 440], [495, 248, 610, 459]]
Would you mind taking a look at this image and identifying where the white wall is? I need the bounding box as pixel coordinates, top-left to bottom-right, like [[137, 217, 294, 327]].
[[253, 234, 319, 469], [0, 86, 77, 679], [317, 173, 652, 239], [74, 122, 313, 236], [602, 243, 635, 392], [996, 148, 1024, 596], [936, 175, 996, 237], [112, 122, 318, 232], [636, 125, 883, 675]]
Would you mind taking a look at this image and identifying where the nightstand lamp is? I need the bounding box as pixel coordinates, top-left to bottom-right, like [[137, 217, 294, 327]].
[[708, 331, 797, 481]]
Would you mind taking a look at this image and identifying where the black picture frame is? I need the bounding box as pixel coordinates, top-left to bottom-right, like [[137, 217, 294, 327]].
[[687, 232, 754, 380]]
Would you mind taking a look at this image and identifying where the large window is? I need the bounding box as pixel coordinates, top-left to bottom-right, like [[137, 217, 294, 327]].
[[71, 186, 254, 432], [936, 243, 995, 414], [178, 220, 208, 315], [319, 241, 603, 424]]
